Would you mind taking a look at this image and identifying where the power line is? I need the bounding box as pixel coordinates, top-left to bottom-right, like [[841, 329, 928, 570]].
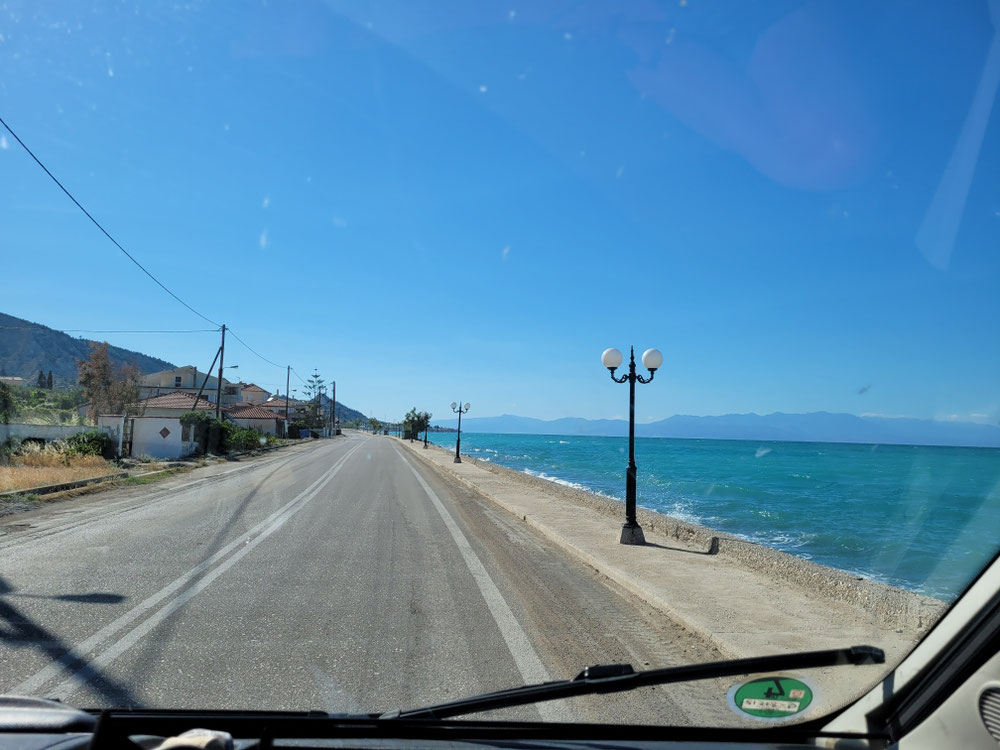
[[0, 115, 319, 389], [227, 328, 285, 369], [0, 114, 220, 328]]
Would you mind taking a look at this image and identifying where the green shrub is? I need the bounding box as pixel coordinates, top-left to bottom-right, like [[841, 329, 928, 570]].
[[221, 422, 264, 452], [180, 411, 223, 454], [66, 430, 114, 458], [1, 436, 22, 462]]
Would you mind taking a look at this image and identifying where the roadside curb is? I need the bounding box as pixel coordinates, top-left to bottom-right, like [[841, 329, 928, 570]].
[[0, 471, 131, 501], [0, 438, 308, 503]]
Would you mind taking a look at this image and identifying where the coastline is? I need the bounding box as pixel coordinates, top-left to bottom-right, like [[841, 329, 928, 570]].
[[416, 440, 946, 634]]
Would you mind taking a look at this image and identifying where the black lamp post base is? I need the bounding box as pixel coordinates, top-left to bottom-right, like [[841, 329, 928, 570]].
[[620, 523, 646, 545], [454, 455, 462, 463]]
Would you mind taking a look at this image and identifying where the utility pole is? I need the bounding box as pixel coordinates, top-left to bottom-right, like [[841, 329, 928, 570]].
[[331, 380, 336, 435], [216, 324, 226, 420], [285, 365, 290, 426]]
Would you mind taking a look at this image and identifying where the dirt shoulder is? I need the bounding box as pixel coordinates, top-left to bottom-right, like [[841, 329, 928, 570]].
[[0, 439, 317, 524]]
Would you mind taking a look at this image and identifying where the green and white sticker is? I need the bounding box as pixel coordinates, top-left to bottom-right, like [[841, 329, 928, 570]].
[[727, 675, 815, 721]]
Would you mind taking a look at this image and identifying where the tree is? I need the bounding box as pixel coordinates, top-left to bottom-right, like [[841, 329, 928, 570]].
[[403, 407, 420, 440], [77, 342, 143, 422], [37, 370, 46, 389], [46, 370, 53, 390], [368, 417, 382, 434], [420, 411, 432, 446], [303, 371, 326, 429], [0, 383, 16, 424]]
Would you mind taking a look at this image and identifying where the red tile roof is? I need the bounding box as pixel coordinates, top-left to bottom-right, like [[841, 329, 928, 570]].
[[139, 392, 216, 411], [228, 404, 286, 421], [240, 383, 269, 393]]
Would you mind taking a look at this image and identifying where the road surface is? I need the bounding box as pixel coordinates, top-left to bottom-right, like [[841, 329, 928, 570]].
[[0, 433, 728, 725]]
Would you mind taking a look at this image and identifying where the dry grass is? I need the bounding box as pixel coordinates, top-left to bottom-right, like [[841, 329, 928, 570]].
[[0, 443, 115, 493]]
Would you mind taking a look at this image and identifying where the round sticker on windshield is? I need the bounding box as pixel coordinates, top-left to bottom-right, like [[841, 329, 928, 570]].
[[727, 675, 815, 721]]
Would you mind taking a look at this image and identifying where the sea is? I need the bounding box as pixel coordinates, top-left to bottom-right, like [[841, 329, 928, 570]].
[[425, 432, 1000, 601]]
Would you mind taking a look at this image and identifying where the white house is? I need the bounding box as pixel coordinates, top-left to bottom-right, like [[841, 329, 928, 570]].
[[237, 383, 271, 404], [138, 366, 242, 405], [261, 397, 308, 423], [228, 403, 286, 437]]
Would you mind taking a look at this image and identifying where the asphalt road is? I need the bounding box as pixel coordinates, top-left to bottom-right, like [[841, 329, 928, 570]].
[[0, 433, 730, 725]]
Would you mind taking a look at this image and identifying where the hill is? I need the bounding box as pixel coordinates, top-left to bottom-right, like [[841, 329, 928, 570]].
[[0, 312, 176, 387], [431, 411, 1000, 448], [317, 393, 367, 424]]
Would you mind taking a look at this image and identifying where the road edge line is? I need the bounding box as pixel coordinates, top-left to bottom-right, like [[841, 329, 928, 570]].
[[392, 445, 570, 722]]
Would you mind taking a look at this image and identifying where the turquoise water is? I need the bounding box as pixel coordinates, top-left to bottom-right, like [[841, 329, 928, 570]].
[[427, 432, 1000, 600]]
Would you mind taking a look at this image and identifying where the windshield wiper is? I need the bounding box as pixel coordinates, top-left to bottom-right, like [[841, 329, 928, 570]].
[[380, 645, 884, 720]]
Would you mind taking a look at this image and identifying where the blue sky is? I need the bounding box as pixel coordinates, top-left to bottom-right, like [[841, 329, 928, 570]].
[[2, 0, 998, 424]]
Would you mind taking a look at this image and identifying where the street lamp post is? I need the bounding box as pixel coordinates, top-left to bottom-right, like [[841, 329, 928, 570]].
[[450, 401, 470, 463], [602, 346, 663, 545]]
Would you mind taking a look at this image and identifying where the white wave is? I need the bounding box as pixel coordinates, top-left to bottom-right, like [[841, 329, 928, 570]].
[[522, 468, 593, 493], [652, 500, 702, 526], [755, 447, 772, 458]]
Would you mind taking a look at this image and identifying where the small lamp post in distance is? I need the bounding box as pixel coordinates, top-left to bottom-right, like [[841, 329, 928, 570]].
[[602, 346, 662, 545], [450, 401, 470, 463]]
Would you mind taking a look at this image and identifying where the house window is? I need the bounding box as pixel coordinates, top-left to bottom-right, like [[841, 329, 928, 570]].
[[224, 386, 237, 396], [174, 376, 182, 388], [182, 423, 192, 441]]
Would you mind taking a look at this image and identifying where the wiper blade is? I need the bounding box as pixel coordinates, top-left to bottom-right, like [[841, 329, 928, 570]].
[[380, 645, 884, 720]]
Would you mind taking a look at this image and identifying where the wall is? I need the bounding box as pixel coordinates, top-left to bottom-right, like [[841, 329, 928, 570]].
[[97, 415, 125, 456], [129, 416, 195, 459], [0, 423, 116, 442], [230, 417, 279, 436]]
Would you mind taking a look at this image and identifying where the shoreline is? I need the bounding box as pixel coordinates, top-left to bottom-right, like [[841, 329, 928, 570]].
[[420, 440, 946, 634], [429, 429, 1000, 451]]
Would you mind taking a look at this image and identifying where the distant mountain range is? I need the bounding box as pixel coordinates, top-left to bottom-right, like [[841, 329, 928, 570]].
[[431, 412, 1000, 448], [0, 312, 176, 386]]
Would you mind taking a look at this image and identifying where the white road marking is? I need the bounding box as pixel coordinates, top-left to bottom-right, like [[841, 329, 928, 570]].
[[11, 439, 365, 698], [393, 446, 569, 722], [0, 443, 318, 552]]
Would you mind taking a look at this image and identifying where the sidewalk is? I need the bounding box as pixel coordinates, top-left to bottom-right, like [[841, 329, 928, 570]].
[[395, 437, 946, 712]]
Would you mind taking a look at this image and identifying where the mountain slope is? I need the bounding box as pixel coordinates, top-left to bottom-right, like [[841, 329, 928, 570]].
[[0, 312, 176, 386], [317, 393, 367, 423]]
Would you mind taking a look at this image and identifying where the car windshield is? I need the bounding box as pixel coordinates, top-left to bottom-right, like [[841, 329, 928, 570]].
[[1, 0, 998, 730]]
